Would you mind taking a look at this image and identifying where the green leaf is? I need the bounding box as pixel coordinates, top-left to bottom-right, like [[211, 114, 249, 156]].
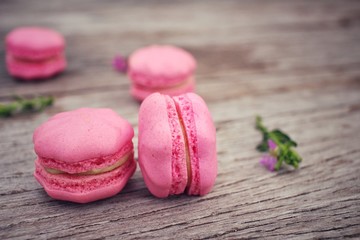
[[275, 157, 283, 171], [255, 116, 270, 152], [0, 105, 11, 117], [255, 115, 268, 135], [270, 129, 297, 147], [256, 141, 269, 152], [0, 96, 54, 118]]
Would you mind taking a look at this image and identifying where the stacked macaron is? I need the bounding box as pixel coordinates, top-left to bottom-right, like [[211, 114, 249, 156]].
[[138, 93, 217, 197], [5, 27, 66, 80], [33, 108, 136, 203], [128, 45, 196, 101]]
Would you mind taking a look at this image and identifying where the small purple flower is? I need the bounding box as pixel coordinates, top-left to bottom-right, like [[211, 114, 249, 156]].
[[268, 139, 277, 150], [113, 54, 128, 73], [259, 154, 277, 172]]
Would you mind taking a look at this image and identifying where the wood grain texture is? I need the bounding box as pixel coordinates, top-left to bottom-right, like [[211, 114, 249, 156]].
[[1, 0, 360, 239]]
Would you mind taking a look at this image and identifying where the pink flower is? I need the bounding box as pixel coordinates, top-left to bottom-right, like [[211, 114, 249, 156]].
[[267, 139, 277, 150], [113, 55, 127, 73], [259, 155, 277, 172]]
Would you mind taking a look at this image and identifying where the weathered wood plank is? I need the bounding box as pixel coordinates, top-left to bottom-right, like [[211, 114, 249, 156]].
[[0, 0, 359, 239], [1, 80, 360, 238], [0, 0, 359, 97]]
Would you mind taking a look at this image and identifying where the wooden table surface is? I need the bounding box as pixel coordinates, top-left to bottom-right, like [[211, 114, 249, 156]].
[[1, 0, 360, 239]]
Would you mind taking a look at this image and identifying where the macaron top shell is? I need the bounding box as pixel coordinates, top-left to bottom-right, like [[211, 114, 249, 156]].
[[138, 94, 177, 198], [6, 27, 65, 60], [128, 45, 196, 88], [138, 93, 217, 198], [33, 108, 134, 163]]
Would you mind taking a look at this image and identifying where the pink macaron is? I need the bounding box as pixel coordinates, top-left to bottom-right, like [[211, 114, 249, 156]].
[[5, 27, 66, 80], [128, 45, 196, 101], [138, 93, 217, 198], [33, 108, 136, 203]]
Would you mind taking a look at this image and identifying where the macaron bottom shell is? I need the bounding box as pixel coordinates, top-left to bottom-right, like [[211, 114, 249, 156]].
[[6, 54, 66, 80], [34, 157, 136, 204], [179, 93, 217, 196], [172, 94, 200, 196], [130, 76, 195, 101]]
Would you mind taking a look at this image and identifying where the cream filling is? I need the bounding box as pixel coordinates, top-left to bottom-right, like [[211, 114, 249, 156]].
[[134, 76, 194, 92], [44, 151, 132, 176], [175, 101, 192, 188], [12, 54, 63, 64]]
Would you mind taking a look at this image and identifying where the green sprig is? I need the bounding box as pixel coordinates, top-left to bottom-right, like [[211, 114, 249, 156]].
[[255, 116, 302, 170], [0, 96, 54, 117]]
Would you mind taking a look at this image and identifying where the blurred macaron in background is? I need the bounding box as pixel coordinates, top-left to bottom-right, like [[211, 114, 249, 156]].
[[5, 26, 66, 81]]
